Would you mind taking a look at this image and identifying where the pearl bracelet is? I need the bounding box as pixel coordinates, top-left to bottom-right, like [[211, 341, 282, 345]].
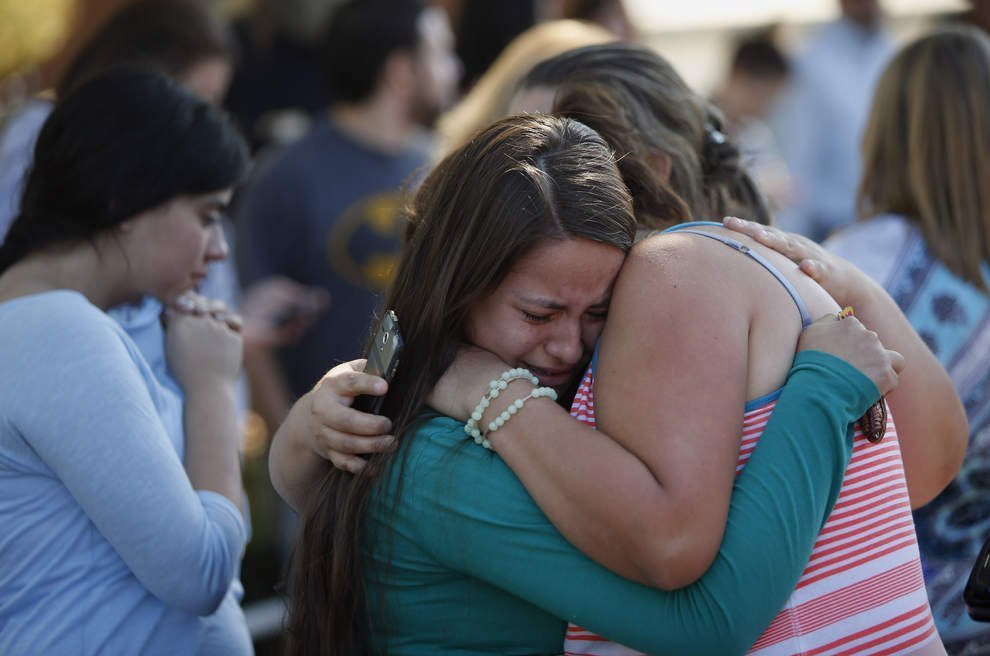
[[463, 367, 557, 450]]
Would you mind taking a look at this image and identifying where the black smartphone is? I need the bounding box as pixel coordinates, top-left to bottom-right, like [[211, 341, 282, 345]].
[[352, 310, 403, 416], [965, 535, 990, 622]]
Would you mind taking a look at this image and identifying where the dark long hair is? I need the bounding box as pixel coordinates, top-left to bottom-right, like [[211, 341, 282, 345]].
[[285, 114, 637, 655], [522, 42, 771, 228], [0, 68, 248, 274]]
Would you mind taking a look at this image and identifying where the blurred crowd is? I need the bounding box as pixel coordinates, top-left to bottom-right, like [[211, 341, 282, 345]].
[[1, 0, 990, 654]]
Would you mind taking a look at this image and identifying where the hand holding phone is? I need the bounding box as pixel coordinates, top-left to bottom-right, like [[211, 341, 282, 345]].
[[352, 310, 403, 416]]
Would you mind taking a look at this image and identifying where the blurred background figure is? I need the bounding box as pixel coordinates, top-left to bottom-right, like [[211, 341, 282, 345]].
[[0, 0, 233, 241], [224, 0, 342, 152], [0, 0, 326, 407], [0, 66, 251, 656], [0, 0, 253, 417], [825, 26, 990, 654], [772, 0, 895, 241], [236, 0, 459, 451], [561, 0, 635, 40], [942, 0, 990, 33], [711, 28, 793, 214], [436, 18, 614, 158], [454, 0, 540, 93], [0, 7, 329, 650]]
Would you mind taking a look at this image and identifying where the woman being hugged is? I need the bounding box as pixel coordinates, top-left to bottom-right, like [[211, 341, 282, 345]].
[[282, 113, 899, 655], [0, 69, 251, 655], [518, 43, 966, 513]]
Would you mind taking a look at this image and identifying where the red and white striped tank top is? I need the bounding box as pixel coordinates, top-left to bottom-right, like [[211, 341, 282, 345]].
[[563, 365, 939, 656]]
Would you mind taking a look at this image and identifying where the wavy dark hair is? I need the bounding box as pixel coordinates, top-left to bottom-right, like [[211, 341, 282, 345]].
[[0, 68, 248, 274], [285, 114, 637, 655], [522, 42, 771, 228]]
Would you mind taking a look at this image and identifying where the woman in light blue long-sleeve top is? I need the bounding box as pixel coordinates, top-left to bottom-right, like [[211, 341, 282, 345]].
[[0, 69, 252, 656]]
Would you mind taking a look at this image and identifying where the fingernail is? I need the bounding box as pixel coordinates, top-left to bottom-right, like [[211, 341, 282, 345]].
[[373, 381, 387, 394]]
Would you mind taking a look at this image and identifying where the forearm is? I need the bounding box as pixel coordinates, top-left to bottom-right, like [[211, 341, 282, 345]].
[[489, 392, 716, 589], [438, 353, 881, 654], [843, 278, 967, 506], [183, 381, 243, 510], [269, 390, 328, 512]]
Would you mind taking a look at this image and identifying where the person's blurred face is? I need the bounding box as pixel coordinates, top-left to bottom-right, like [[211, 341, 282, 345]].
[[508, 84, 558, 115], [729, 72, 789, 120], [178, 56, 233, 105], [840, 0, 881, 28], [411, 7, 461, 126], [465, 237, 625, 395]]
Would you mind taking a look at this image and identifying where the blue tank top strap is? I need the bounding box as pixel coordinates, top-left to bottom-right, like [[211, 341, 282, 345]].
[[662, 222, 813, 327]]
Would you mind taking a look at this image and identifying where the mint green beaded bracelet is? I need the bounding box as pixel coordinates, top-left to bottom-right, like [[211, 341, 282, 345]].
[[463, 367, 557, 450]]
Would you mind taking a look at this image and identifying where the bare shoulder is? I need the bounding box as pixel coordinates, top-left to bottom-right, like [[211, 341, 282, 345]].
[[626, 230, 709, 273], [621, 230, 752, 297], [606, 232, 753, 333]]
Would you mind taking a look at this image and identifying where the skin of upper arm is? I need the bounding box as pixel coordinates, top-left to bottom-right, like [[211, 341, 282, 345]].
[[268, 390, 325, 513], [843, 281, 968, 507], [593, 236, 752, 588]]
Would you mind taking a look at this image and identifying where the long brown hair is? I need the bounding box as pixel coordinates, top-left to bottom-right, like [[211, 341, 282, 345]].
[[285, 114, 636, 655], [858, 26, 990, 291], [521, 42, 771, 229]]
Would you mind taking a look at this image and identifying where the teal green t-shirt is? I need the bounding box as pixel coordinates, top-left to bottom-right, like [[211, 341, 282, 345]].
[[362, 351, 879, 655]]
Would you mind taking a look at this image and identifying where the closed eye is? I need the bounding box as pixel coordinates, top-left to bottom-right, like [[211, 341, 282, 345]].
[[522, 310, 552, 323]]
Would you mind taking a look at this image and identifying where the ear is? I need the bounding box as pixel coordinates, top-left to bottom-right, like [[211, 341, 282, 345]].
[[646, 150, 673, 183]]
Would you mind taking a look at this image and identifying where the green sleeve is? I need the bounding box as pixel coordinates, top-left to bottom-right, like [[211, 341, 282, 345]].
[[408, 350, 879, 656]]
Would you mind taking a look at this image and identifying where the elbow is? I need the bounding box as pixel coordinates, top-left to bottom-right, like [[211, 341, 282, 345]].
[[150, 512, 245, 615], [154, 559, 237, 615], [268, 426, 306, 514], [637, 532, 718, 591], [268, 441, 294, 511], [907, 409, 968, 510], [176, 586, 230, 617], [937, 383, 969, 484], [946, 413, 969, 480]]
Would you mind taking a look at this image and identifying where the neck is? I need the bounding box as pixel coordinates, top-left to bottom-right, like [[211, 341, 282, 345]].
[[330, 93, 416, 154], [0, 241, 133, 310], [842, 14, 879, 33]]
